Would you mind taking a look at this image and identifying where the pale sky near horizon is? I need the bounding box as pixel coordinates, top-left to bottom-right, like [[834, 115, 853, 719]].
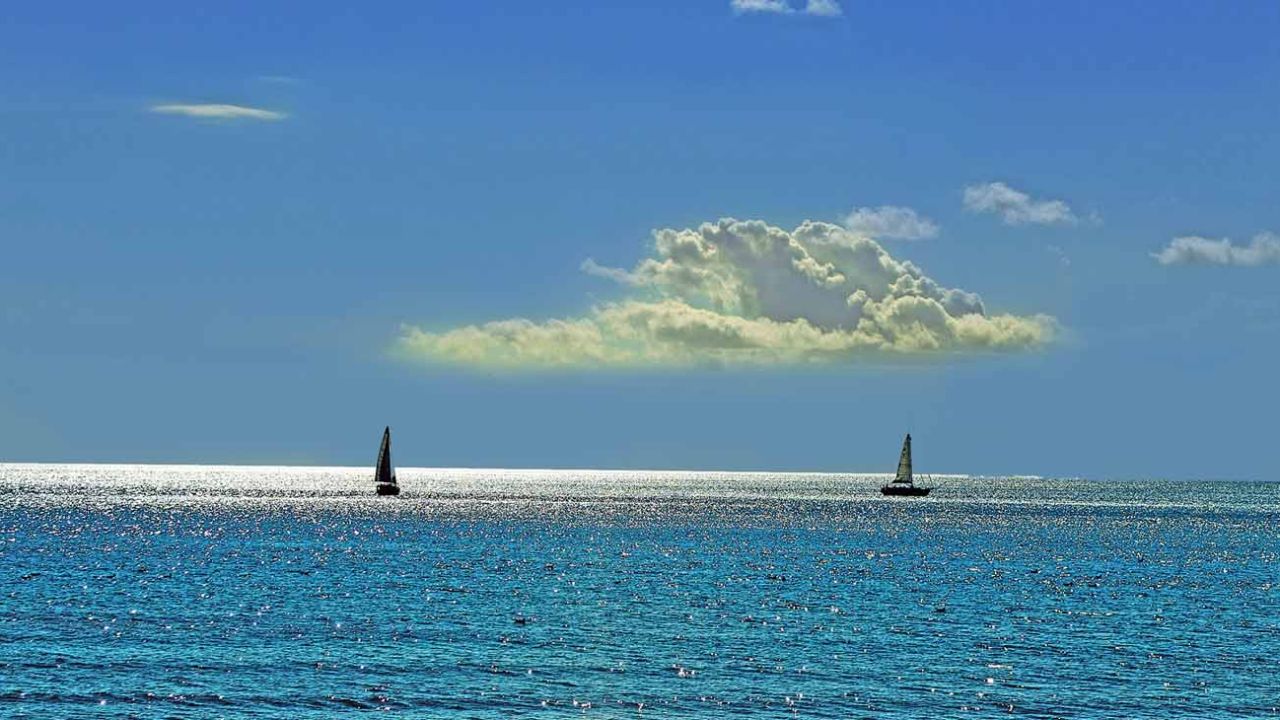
[[2, 1, 1278, 479]]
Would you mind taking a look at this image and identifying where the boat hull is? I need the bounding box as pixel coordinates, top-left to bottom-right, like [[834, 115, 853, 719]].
[[376, 483, 400, 496], [881, 485, 930, 497]]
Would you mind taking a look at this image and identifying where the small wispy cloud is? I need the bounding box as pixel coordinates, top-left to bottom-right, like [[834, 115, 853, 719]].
[[804, 0, 843, 16], [962, 182, 1077, 226], [254, 75, 302, 85], [150, 103, 287, 121], [844, 206, 939, 241], [732, 0, 792, 13], [580, 258, 640, 285], [730, 0, 843, 16], [1152, 233, 1280, 267], [1047, 245, 1071, 268]]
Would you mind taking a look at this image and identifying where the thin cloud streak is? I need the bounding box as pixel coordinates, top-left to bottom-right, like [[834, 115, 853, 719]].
[[150, 103, 287, 121], [731, 0, 793, 13], [730, 0, 843, 16]]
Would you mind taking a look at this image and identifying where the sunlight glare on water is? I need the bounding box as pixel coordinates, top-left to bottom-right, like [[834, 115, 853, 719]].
[[1, 464, 1277, 717]]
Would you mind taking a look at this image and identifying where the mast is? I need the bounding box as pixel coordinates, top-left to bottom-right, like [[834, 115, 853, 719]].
[[375, 426, 396, 486], [893, 433, 913, 484]]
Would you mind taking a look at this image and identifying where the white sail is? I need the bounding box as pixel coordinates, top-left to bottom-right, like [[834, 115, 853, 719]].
[[893, 433, 913, 484]]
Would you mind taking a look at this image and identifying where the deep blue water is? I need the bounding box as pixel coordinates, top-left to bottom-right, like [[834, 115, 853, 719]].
[[1, 465, 1277, 718]]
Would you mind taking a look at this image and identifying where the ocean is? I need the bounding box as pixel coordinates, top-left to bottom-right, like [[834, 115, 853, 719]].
[[1, 464, 1276, 718]]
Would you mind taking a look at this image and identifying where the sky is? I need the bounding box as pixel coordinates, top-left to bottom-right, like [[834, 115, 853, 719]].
[[2, 1, 1278, 479]]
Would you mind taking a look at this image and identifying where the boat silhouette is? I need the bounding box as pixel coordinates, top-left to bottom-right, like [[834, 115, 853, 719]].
[[881, 433, 931, 496], [374, 426, 400, 496]]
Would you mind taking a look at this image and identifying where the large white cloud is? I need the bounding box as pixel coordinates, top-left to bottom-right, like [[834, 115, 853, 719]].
[[963, 181, 1077, 226], [150, 103, 286, 121], [396, 218, 1055, 369], [1152, 233, 1280, 267]]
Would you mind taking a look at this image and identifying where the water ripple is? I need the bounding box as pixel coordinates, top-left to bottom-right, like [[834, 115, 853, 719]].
[[0, 464, 1277, 717]]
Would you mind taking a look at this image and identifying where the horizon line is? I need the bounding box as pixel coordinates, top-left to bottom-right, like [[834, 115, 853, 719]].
[[3, 460, 1271, 483]]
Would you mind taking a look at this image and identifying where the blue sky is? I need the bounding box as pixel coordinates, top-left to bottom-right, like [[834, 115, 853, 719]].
[[2, 1, 1278, 478]]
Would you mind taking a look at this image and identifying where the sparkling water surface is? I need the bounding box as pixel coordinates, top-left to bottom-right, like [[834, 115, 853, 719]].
[[2, 465, 1277, 718]]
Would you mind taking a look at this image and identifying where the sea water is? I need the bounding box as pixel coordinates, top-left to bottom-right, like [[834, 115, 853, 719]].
[[1, 465, 1277, 718]]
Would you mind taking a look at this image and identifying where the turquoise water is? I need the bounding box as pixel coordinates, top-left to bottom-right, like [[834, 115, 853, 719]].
[[1, 465, 1277, 718]]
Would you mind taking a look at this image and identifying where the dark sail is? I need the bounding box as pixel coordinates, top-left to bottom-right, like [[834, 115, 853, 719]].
[[375, 426, 396, 486], [881, 432, 929, 496], [893, 433, 913, 484]]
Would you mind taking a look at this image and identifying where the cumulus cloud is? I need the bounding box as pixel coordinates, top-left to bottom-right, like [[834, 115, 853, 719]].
[[397, 218, 1055, 369], [963, 182, 1077, 226], [150, 103, 287, 121], [1152, 233, 1280, 267], [730, 0, 843, 16], [844, 206, 939, 240]]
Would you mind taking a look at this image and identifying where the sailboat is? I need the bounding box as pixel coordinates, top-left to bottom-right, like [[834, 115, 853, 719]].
[[880, 433, 931, 496], [374, 426, 400, 496]]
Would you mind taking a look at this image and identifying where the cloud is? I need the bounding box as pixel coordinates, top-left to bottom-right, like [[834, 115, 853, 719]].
[[731, 0, 793, 13], [150, 103, 287, 121], [804, 0, 843, 16], [581, 258, 641, 285], [730, 0, 843, 16], [396, 218, 1055, 370], [963, 182, 1077, 226], [1152, 233, 1280, 267], [843, 206, 939, 240], [1047, 245, 1071, 268]]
